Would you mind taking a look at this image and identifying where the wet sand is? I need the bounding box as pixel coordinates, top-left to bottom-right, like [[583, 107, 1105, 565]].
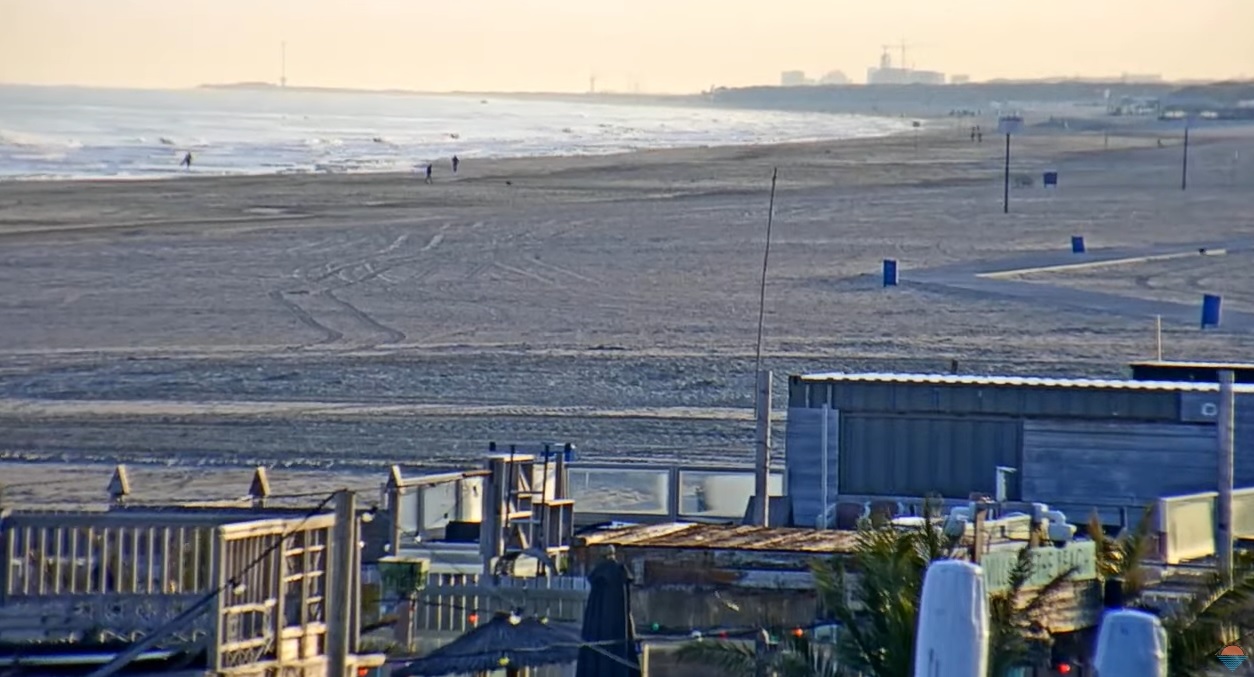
[[2, 123, 1252, 506]]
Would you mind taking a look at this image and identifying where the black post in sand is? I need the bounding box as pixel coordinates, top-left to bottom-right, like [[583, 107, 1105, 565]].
[[998, 115, 1023, 214], [1181, 125, 1190, 191], [1003, 133, 1011, 214]]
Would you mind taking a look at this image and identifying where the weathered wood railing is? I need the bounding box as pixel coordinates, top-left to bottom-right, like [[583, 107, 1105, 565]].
[[0, 507, 350, 676]]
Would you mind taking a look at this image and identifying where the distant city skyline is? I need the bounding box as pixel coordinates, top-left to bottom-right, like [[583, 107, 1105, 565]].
[[2, 0, 1251, 94]]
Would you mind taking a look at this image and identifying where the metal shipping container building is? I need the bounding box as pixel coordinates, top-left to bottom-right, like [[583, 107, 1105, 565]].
[[785, 373, 1254, 527]]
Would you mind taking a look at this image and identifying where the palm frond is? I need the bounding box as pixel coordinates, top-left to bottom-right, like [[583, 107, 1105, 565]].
[[987, 544, 1081, 676], [1160, 552, 1254, 675], [1005, 542, 1037, 598], [1018, 565, 1080, 620], [674, 639, 757, 676], [814, 520, 937, 677], [774, 635, 842, 677], [1087, 510, 1118, 577], [1117, 504, 1156, 597], [812, 558, 876, 674]]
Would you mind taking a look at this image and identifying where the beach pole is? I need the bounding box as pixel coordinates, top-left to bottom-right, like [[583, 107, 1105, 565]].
[[1003, 132, 1013, 214], [1181, 125, 1190, 191], [1218, 370, 1236, 586], [1155, 315, 1163, 361], [752, 168, 778, 527], [997, 116, 1023, 214]]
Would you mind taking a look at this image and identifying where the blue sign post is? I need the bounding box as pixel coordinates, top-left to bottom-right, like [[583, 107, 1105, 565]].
[[1202, 294, 1223, 329], [1071, 236, 1086, 254], [882, 259, 899, 287]]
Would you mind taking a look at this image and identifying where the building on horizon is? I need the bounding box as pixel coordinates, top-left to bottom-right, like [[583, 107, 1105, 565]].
[[865, 50, 946, 85], [780, 70, 811, 86], [818, 70, 851, 85]]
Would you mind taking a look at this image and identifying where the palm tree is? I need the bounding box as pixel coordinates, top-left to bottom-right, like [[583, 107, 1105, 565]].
[[1087, 505, 1155, 602], [675, 501, 1079, 676], [987, 545, 1080, 676], [1158, 563, 1254, 677], [1088, 505, 1254, 676], [810, 514, 958, 676], [674, 634, 839, 677]]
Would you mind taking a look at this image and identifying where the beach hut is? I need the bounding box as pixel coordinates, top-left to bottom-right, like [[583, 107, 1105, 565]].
[[394, 611, 581, 677]]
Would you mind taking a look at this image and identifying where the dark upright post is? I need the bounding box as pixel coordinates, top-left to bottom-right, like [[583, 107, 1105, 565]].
[[1182, 126, 1190, 191], [1003, 133, 1011, 214]]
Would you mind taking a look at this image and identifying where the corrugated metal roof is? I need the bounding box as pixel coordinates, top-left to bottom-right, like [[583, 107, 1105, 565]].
[[1129, 360, 1254, 369], [576, 522, 862, 553], [798, 372, 1254, 393]]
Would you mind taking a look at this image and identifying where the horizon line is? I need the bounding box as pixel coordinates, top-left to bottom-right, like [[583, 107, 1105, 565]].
[[3, 75, 1253, 99]]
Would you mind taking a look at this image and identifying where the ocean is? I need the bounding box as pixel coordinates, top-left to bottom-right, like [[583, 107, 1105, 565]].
[[0, 84, 911, 181]]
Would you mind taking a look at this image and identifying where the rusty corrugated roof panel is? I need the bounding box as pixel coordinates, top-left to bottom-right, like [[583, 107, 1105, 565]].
[[576, 523, 862, 553]]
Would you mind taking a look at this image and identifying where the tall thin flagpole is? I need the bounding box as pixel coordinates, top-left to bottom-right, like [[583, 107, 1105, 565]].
[[754, 168, 778, 377], [752, 168, 778, 527]]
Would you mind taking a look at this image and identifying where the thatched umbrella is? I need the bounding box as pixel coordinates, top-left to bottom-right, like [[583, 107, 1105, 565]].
[[394, 611, 582, 677]]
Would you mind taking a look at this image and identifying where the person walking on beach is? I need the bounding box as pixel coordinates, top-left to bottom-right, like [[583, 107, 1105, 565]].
[[451, 155, 460, 173], [424, 163, 433, 184], [181, 152, 193, 170]]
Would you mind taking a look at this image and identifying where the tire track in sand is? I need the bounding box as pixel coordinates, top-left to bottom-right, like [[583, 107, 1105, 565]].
[[317, 289, 406, 345], [271, 228, 443, 348], [267, 290, 344, 345]]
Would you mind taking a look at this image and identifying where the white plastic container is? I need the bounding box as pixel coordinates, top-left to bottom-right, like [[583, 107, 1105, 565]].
[[1093, 609, 1167, 677], [914, 559, 989, 677]]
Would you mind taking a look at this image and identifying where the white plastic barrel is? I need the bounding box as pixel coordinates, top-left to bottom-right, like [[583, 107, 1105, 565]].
[[914, 559, 989, 677], [1093, 609, 1167, 677]]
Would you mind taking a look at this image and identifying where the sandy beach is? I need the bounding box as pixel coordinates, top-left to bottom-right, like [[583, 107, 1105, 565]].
[[2, 122, 1252, 506]]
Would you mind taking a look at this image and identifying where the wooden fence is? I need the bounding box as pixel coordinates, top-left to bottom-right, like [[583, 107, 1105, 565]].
[[0, 507, 369, 677], [412, 573, 591, 634]]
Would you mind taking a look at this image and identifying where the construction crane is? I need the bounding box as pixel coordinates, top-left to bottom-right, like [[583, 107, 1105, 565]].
[[880, 40, 926, 70]]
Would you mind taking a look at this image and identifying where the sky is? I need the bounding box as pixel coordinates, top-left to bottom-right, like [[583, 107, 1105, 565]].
[[1, 0, 1252, 93]]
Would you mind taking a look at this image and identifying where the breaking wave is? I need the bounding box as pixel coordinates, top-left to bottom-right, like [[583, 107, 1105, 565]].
[[0, 85, 914, 180]]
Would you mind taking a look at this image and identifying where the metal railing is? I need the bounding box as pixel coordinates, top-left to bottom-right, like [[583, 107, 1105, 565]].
[[565, 462, 785, 524], [1157, 487, 1254, 564], [385, 462, 787, 534]]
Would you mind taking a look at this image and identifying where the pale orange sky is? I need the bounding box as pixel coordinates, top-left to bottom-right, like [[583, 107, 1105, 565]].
[[1, 0, 1251, 93]]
